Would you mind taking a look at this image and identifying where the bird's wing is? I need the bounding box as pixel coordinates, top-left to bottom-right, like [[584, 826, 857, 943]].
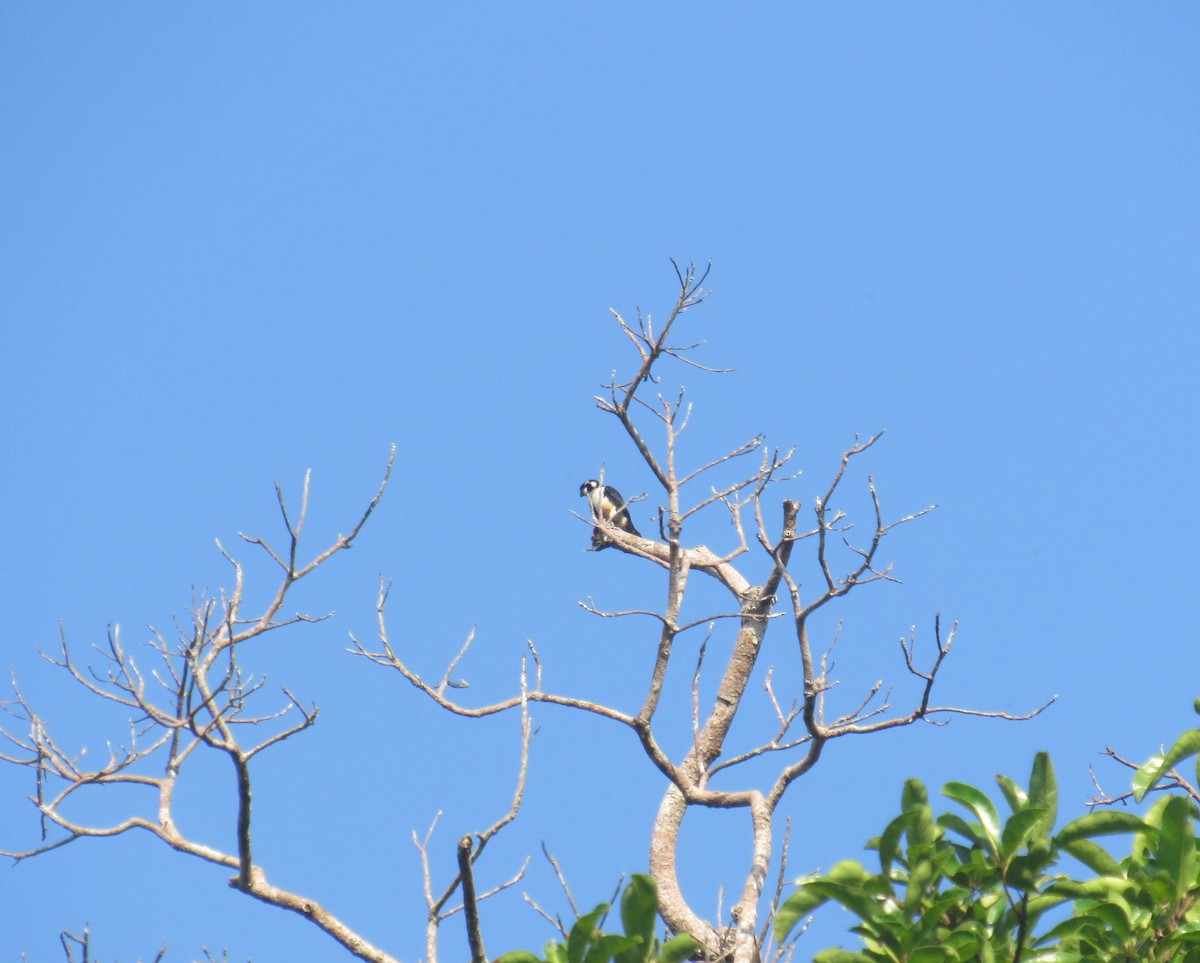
[[601, 486, 625, 511], [603, 486, 639, 535]]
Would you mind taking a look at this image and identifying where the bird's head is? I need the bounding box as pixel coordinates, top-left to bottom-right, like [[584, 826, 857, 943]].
[[580, 479, 600, 498]]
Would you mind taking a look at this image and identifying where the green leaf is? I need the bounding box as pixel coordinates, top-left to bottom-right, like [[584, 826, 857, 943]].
[[775, 881, 830, 927], [1159, 795, 1196, 904], [879, 810, 916, 879], [908, 947, 957, 962], [812, 950, 873, 963], [1134, 753, 1166, 801], [619, 875, 657, 958], [1040, 914, 1102, 942], [942, 782, 1002, 854], [545, 944, 569, 963], [902, 778, 930, 809], [1055, 811, 1147, 846], [494, 953, 544, 963], [1025, 888, 1073, 918], [939, 811, 988, 849], [1084, 901, 1132, 939], [903, 779, 938, 849], [828, 859, 873, 887], [942, 929, 983, 956], [1027, 752, 1058, 835], [807, 880, 886, 923], [1135, 730, 1200, 801], [567, 905, 609, 963], [584, 935, 638, 963], [906, 857, 937, 910], [1003, 851, 1044, 891], [1159, 729, 1200, 780], [657, 934, 700, 963], [775, 880, 827, 943], [1044, 877, 1134, 901], [776, 860, 874, 940], [1060, 838, 1122, 877], [995, 773, 1027, 814], [1134, 796, 1176, 867], [1000, 808, 1052, 863]]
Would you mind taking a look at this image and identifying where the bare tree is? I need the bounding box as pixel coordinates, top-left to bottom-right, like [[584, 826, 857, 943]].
[[1, 460, 413, 961], [2, 264, 1049, 963], [352, 262, 1051, 962], [1, 451, 529, 962]]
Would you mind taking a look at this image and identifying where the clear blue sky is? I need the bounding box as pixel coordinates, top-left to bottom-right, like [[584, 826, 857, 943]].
[[2, 4, 1197, 960]]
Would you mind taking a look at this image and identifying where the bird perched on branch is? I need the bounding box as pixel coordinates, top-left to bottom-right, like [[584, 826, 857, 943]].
[[580, 479, 640, 550]]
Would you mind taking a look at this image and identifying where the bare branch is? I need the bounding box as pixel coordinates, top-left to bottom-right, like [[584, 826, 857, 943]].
[[760, 816, 792, 953], [412, 664, 534, 960], [441, 857, 531, 921], [438, 628, 477, 696], [1087, 747, 1200, 808], [596, 260, 715, 490], [678, 435, 766, 488], [542, 842, 579, 920], [523, 891, 568, 939], [458, 835, 487, 963]]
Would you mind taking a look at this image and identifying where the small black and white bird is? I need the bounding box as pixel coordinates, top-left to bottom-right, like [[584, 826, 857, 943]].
[[579, 479, 640, 550]]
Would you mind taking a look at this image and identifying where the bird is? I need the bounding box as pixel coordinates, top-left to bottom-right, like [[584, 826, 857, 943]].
[[579, 479, 640, 550]]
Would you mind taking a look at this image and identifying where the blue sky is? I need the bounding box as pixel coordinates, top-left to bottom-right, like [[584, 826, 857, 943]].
[[2, 4, 1197, 960]]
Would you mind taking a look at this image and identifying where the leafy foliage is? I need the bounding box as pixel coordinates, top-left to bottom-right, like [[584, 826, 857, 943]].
[[776, 750, 1200, 961], [495, 876, 699, 963]]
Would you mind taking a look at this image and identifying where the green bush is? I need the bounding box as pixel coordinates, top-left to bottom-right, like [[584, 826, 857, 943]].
[[776, 736, 1200, 962]]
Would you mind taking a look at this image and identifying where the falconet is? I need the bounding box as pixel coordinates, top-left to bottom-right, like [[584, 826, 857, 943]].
[[579, 479, 640, 550]]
